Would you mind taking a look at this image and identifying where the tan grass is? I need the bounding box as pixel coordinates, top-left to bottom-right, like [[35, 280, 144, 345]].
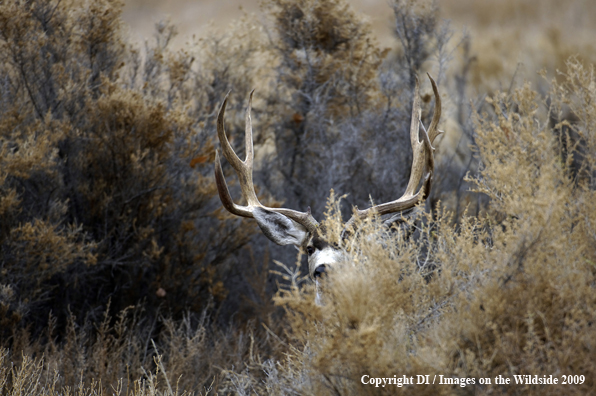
[[1, 0, 595, 395]]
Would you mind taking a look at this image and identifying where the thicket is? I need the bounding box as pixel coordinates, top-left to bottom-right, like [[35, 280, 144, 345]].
[[0, 0, 594, 395]]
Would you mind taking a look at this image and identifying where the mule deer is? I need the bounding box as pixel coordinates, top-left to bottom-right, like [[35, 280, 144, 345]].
[[214, 74, 442, 280]]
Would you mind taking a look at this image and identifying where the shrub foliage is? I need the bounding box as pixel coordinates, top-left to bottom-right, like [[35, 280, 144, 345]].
[[0, 0, 595, 395]]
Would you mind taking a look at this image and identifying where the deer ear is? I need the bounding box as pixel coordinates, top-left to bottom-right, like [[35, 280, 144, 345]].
[[253, 207, 308, 247]]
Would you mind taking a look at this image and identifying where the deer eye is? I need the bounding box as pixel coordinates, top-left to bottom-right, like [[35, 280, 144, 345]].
[[306, 246, 315, 256]]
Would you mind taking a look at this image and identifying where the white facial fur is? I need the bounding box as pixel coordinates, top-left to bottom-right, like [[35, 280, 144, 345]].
[[252, 207, 345, 278], [308, 245, 344, 278]]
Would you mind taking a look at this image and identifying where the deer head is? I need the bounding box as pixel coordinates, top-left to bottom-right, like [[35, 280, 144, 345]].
[[213, 74, 442, 280]]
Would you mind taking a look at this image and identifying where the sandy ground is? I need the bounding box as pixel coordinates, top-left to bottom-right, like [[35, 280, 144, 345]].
[[121, 0, 592, 48], [122, 0, 403, 48], [121, 0, 595, 95]]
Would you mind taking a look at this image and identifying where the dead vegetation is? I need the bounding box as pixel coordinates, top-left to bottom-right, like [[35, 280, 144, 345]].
[[0, 0, 595, 395]]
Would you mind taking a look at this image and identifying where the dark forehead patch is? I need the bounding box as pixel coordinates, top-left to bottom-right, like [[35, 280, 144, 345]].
[[311, 235, 330, 250]]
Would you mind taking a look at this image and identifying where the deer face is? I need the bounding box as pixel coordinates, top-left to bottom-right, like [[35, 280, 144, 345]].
[[212, 74, 442, 281], [305, 234, 344, 279], [252, 207, 343, 279]]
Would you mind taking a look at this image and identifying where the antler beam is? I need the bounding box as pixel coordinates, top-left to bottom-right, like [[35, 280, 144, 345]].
[[214, 91, 320, 234], [342, 73, 442, 232]]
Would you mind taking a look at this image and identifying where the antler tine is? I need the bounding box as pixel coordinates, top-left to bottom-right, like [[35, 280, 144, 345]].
[[217, 93, 242, 169], [426, 73, 442, 143], [214, 149, 253, 217], [216, 91, 261, 208], [244, 90, 255, 170], [402, 74, 424, 198], [214, 91, 320, 233], [342, 74, 442, 234]]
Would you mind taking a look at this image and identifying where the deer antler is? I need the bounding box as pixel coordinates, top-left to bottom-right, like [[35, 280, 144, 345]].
[[214, 91, 320, 234], [342, 73, 442, 233]]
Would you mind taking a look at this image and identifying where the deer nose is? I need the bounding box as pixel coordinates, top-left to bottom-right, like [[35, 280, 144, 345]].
[[313, 265, 327, 279]]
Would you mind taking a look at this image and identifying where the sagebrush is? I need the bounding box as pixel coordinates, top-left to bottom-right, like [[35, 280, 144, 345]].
[[0, 0, 594, 395]]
